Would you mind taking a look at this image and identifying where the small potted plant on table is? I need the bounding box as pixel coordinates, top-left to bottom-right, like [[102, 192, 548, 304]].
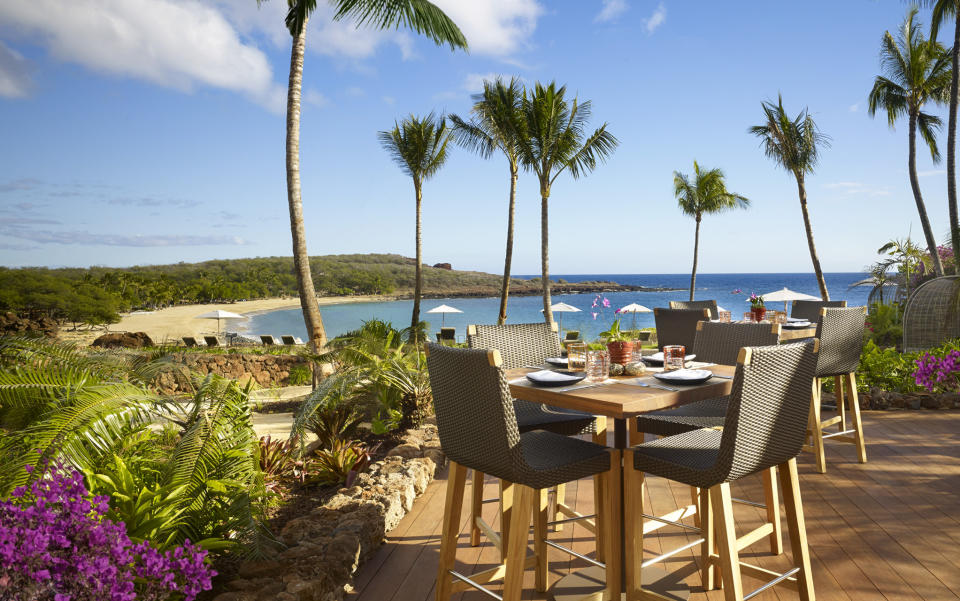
[[600, 318, 634, 365], [749, 293, 766, 322]]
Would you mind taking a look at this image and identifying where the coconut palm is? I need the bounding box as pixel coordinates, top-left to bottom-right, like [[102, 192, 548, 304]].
[[749, 95, 832, 299], [513, 82, 619, 323], [450, 77, 525, 325], [378, 113, 453, 342], [257, 0, 466, 351], [869, 7, 951, 277], [929, 0, 960, 271], [673, 161, 749, 301]]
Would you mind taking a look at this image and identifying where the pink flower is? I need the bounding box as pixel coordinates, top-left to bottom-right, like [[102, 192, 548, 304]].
[[592, 312, 598, 320], [602, 298, 611, 308]]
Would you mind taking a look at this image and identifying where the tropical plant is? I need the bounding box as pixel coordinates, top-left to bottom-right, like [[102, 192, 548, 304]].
[[513, 82, 619, 323], [749, 94, 831, 299], [869, 7, 952, 277], [258, 434, 301, 492], [256, 0, 467, 351], [673, 161, 749, 301], [879, 236, 926, 297], [865, 301, 904, 347], [308, 397, 363, 449], [378, 113, 453, 342], [311, 439, 372, 487], [287, 363, 312, 386], [450, 77, 525, 325], [929, 0, 960, 268], [599, 318, 628, 342]]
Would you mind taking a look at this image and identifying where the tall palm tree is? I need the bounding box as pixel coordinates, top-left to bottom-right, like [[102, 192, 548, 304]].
[[378, 113, 452, 342], [749, 95, 832, 300], [673, 161, 749, 301], [869, 7, 951, 277], [450, 77, 525, 325], [257, 0, 466, 351], [513, 82, 619, 323], [929, 0, 960, 272]]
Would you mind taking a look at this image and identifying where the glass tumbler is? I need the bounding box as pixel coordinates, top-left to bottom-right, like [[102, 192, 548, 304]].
[[718, 310, 732, 323], [631, 339, 646, 363], [663, 345, 686, 372], [743, 311, 753, 323], [585, 349, 610, 382], [567, 342, 587, 370]]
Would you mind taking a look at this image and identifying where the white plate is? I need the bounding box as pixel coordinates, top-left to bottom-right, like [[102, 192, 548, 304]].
[[525, 370, 586, 386], [652, 369, 713, 384], [545, 357, 569, 367], [643, 352, 696, 365], [782, 321, 812, 329]]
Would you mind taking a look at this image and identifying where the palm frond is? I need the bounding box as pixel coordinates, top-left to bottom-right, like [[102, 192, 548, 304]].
[[918, 110, 944, 161], [332, 0, 467, 50]]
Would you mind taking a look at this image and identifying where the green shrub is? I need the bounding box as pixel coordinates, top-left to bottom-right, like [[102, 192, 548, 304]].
[[287, 364, 312, 386]]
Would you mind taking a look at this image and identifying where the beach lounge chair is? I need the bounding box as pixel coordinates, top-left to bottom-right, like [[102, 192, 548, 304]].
[[436, 327, 456, 344], [182, 336, 202, 347], [281, 335, 304, 346], [203, 336, 223, 348], [563, 330, 581, 342], [260, 335, 279, 346], [669, 299, 720, 320]]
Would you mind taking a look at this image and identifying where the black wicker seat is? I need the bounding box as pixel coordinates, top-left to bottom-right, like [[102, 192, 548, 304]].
[[426, 344, 618, 601], [653, 307, 711, 351], [624, 342, 818, 601], [669, 299, 720, 320], [790, 299, 846, 323], [805, 306, 868, 473]]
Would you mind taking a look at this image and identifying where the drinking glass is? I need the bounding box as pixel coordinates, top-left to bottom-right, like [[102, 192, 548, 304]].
[[567, 342, 587, 370], [773, 311, 787, 324], [663, 345, 685, 372], [631, 339, 646, 363], [743, 311, 753, 323], [585, 349, 610, 382], [718, 310, 732, 323]]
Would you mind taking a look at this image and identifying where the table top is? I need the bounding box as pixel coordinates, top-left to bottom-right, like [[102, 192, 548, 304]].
[[507, 365, 736, 420]]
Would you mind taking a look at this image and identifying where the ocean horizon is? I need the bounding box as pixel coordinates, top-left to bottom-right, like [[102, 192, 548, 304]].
[[244, 272, 873, 342]]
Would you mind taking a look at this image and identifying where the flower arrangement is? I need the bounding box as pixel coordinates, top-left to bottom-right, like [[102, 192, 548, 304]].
[[590, 293, 612, 320], [748, 293, 765, 308], [0, 462, 215, 601], [913, 350, 960, 393]]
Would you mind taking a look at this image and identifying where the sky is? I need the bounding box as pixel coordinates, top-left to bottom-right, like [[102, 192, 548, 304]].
[[0, 0, 954, 275]]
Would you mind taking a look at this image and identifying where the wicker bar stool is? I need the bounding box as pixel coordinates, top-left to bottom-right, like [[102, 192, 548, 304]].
[[624, 341, 818, 601], [790, 299, 847, 323], [804, 306, 868, 473], [425, 344, 618, 601], [654, 308, 711, 350], [669, 299, 720, 320], [629, 322, 785, 556], [467, 322, 605, 550]]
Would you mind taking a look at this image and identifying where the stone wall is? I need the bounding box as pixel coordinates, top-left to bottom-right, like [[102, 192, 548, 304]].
[[152, 352, 311, 394], [212, 424, 445, 601]]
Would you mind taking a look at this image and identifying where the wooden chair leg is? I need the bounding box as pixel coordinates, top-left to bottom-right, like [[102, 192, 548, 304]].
[[700, 486, 716, 591], [761, 467, 782, 555], [846, 373, 868, 464], [593, 418, 608, 562], [436, 461, 468, 601], [470, 469, 484, 547], [808, 378, 827, 473], [534, 487, 549, 592], [606, 450, 624, 601], [552, 483, 566, 531], [503, 484, 534, 601], [689, 485, 702, 529], [629, 418, 644, 446], [500, 480, 514, 563], [711, 482, 744, 601], [834, 375, 846, 432], [779, 458, 815, 601]]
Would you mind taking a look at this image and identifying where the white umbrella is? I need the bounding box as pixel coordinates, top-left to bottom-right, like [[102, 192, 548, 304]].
[[426, 304, 462, 327], [753, 287, 822, 312], [617, 303, 652, 329], [540, 302, 581, 331], [195, 309, 246, 334]]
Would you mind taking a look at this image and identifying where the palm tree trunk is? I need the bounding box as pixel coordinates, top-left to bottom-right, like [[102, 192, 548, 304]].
[[689, 214, 701, 301], [908, 111, 946, 277], [540, 185, 554, 324], [285, 17, 326, 350], [795, 174, 830, 300], [411, 178, 423, 341], [497, 164, 518, 325], [948, 15, 960, 271]]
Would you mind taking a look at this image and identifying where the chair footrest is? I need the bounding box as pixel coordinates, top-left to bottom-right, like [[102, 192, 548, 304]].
[[743, 566, 800, 600], [640, 538, 706, 568], [822, 429, 856, 440], [642, 504, 698, 534], [543, 540, 605, 568], [449, 556, 538, 595], [731, 496, 766, 509]]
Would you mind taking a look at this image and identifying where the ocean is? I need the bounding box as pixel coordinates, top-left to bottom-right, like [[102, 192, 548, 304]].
[[244, 273, 872, 342]]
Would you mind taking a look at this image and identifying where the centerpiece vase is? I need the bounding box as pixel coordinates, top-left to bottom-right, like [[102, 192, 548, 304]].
[[751, 306, 767, 322], [607, 340, 634, 366]]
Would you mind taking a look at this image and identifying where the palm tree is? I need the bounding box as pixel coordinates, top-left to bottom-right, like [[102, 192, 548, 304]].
[[513, 82, 619, 323], [450, 77, 525, 325], [257, 0, 466, 351], [749, 95, 832, 299], [869, 7, 951, 277], [378, 113, 453, 342], [929, 0, 960, 271], [673, 161, 749, 301]]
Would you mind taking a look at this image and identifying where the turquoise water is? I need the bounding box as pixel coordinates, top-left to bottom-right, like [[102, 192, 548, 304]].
[[245, 273, 872, 342]]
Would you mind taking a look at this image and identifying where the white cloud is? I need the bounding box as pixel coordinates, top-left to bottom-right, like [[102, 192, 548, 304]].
[[918, 169, 946, 177], [595, 0, 629, 23], [303, 89, 328, 108], [849, 103, 860, 112], [431, 0, 543, 57], [643, 2, 666, 34], [0, 41, 32, 98], [382, 95, 395, 105], [823, 181, 890, 197], [463, 72, 499, 92], [0, 0, 285, 111]]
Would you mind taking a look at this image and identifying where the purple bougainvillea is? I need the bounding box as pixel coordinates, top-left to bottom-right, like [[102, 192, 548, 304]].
[[913, 350, 960, 393], [0, 463, 215, 601]]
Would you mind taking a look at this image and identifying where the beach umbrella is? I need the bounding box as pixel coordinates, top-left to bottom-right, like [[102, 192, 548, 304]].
[[426, 304, 462, 327], [617, 303, 652, 329], [195, 309, 245, 334], [540, 302, 581, 331], [754, 287, 821, 312]]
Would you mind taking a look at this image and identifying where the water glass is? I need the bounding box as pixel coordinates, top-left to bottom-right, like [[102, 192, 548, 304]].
[[718, 310, 732, 323], [743, 311, 753, 323], [567, 342, 587, 370], [773, 311, 787, 324], [663, 345, 685, 372], [585, 349, 610, 382], [631, 339, 646, 363]]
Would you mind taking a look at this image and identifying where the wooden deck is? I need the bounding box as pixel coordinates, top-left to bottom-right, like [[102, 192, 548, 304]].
[[348, 411, 960, 601]]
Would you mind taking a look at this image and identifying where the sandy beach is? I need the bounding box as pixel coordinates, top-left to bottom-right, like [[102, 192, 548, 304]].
[[59, 295, 392, 345]]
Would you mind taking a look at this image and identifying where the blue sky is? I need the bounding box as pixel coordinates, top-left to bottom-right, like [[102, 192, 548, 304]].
[[0, 0, 953, 274]]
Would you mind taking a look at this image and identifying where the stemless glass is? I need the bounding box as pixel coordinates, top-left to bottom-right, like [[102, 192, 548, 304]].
[[743, 311, 753, 323], [718, 310, 732, 323], [585, 349, 610, 382], [773, 311, 787, 324], [631, 339, 646, 363], [566, 342, 587, 370], [663, 345, 685, 372]]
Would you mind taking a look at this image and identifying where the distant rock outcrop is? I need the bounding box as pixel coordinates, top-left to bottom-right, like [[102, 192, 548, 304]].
[[0, 312, 58, 337], [432, 262, 452, 270], [92, 331, 154, 349]]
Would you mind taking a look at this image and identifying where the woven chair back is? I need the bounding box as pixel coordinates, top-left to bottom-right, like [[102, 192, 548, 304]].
[[791, 299, 847, 323], [693, 321, 781, 366], [654, 308, 710, 351], [669, 299, 719, 320], [467, 322, 562, 369], [815, 307, 866, 377]]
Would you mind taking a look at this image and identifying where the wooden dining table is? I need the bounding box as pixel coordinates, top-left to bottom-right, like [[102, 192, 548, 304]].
[[508, 364, 737, 600]]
